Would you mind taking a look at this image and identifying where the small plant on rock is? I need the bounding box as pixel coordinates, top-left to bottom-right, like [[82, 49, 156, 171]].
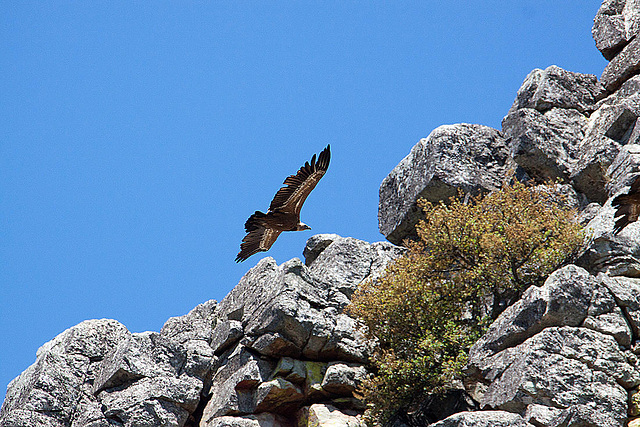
[[348, 180, 583, 424]]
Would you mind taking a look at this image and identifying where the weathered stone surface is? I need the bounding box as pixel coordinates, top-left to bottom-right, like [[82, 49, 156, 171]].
[[321, 362, 367, 395], [472, 327, 632, 426], [253, 378, 304, 414], [467, 265, 597, 362], [274, 357, 307, 385], [94, 331, 186, 393], [577, 196, 640, 276], [572, 103, 639, 202], [0, 319, 130, 427], [602, 32, 640, 91], [606, 144, 640, 196], [160, 299, 218, 344], [429, 411, 529, 427], [214, 236, 400, 363], [197, 235, 397, 422], [308, 235, 405, 302], [98, 376, 201, 426], [378, 124, 518, 245], [303, 361, 329, 400], [508, 66, 605, 114], [601, 274, 640, 336], [202, 413, 290, 427], [303, 233, 341, 267], [202, 344, 273, 418], [577, 202, 602, 225], [211, 320, 243, 355], [297, 404, 363, 427], [595, 74, 640, 113], [591, 0, 629, 61], [623, 0, 640, 40], [502, 107, 586, 183], [465, 257, 640, 427]]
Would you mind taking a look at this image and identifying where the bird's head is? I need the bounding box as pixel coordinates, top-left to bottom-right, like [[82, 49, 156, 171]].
[[296, 222, 311, 231]]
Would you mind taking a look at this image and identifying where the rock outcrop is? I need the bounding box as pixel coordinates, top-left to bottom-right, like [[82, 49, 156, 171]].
[[378, 124, 520, 245], [8, 1, 640, 426], [0, 236, 403, 427]]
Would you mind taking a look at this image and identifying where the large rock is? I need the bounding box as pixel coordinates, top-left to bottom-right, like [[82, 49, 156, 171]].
[[606, 144, 640, 196], [0, 312, 217, 427], [199, 235, 397, 426], [472, 327, 631, 426], [596, 74, 640, 114], [213, 236, 402, 362], [466, 265, 598, 362], [577, 194, 640, 276], [1, 234, 393, 427], [202, 413, 290, 427], [0, 319, 129, 427], [297, 404, 363, 427], [571, 103, 639, 202], [507, 66, 605, 114], [466, 264, 640, 427], [502, 107, 587, 183], [602, 33, 640, 91], [429, 411, 529, 427], [378, 124, 517, 245], [593, 0, 629, 60]]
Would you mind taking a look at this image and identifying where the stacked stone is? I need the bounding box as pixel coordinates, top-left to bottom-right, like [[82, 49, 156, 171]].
[[376, 1, 640, 425], [0, 236, 403, 427]]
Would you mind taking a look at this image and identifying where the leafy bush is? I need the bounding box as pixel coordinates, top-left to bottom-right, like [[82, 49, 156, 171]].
[[348, 181, 583, 424]]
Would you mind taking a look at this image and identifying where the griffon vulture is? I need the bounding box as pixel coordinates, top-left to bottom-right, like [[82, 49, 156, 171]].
[[613, 176, 640, 234], [236, 145, 331, 262]]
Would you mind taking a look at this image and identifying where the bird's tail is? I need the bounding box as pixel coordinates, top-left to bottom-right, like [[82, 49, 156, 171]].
[[244, 211, 266, 232]]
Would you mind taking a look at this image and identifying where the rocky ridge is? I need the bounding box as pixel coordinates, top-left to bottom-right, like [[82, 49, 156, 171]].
[[6, 1, 640, 426]]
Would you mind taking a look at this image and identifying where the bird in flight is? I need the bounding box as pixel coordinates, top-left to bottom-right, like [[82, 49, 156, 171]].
[[236, 145, 331, 262], [612, 175, 640, 234]]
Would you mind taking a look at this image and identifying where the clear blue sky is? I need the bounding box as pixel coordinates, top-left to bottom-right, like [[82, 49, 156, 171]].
[[1, 2, 607, 402]]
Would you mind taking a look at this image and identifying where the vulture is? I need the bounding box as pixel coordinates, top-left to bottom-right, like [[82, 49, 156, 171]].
[[236, 145, 331, 262], [612, 176, 640, 234]]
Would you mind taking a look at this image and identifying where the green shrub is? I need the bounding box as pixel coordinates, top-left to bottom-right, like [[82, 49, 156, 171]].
[[348, 181, 583, 424]]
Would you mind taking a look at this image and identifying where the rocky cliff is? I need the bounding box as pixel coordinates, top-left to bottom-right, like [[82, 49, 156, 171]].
[[6, 1, 640, 426]]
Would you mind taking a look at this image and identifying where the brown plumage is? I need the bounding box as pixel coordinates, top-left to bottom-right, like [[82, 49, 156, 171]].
[[613, 176, 640, 234], [236, 145, 331, 262]]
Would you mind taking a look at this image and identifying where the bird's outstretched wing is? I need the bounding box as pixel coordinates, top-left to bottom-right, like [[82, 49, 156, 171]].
[[235, 224, 282, 262], [268, 145, 330, 215], [613, 176, 640, 234]]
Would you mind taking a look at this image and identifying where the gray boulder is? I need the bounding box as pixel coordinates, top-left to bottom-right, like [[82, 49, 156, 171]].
[[571, 103, 639, 202], [502, 107, 587, 183], [473, 327, 631, 426], [202, 413, 290, 427], [306, 234, 405, 302], [577, 195, 640, 276], [0, 319, 129, 427], [593, 0, 628, 60], [321, 362, 367, 395], [297, 404, 363, 427], [507, 66, 605, 114], [199, 235, 399, 426], [466, 263, 640, 427], [429, 411, 530, 427], [606, 144, 640, 196], [600, 275, 640, 337], [466, 265, 598, 363], [378, 124, 517, 245], [601, 33, 640, 91], [596, 74, 640, 114], [213, 235, 401, 362]]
